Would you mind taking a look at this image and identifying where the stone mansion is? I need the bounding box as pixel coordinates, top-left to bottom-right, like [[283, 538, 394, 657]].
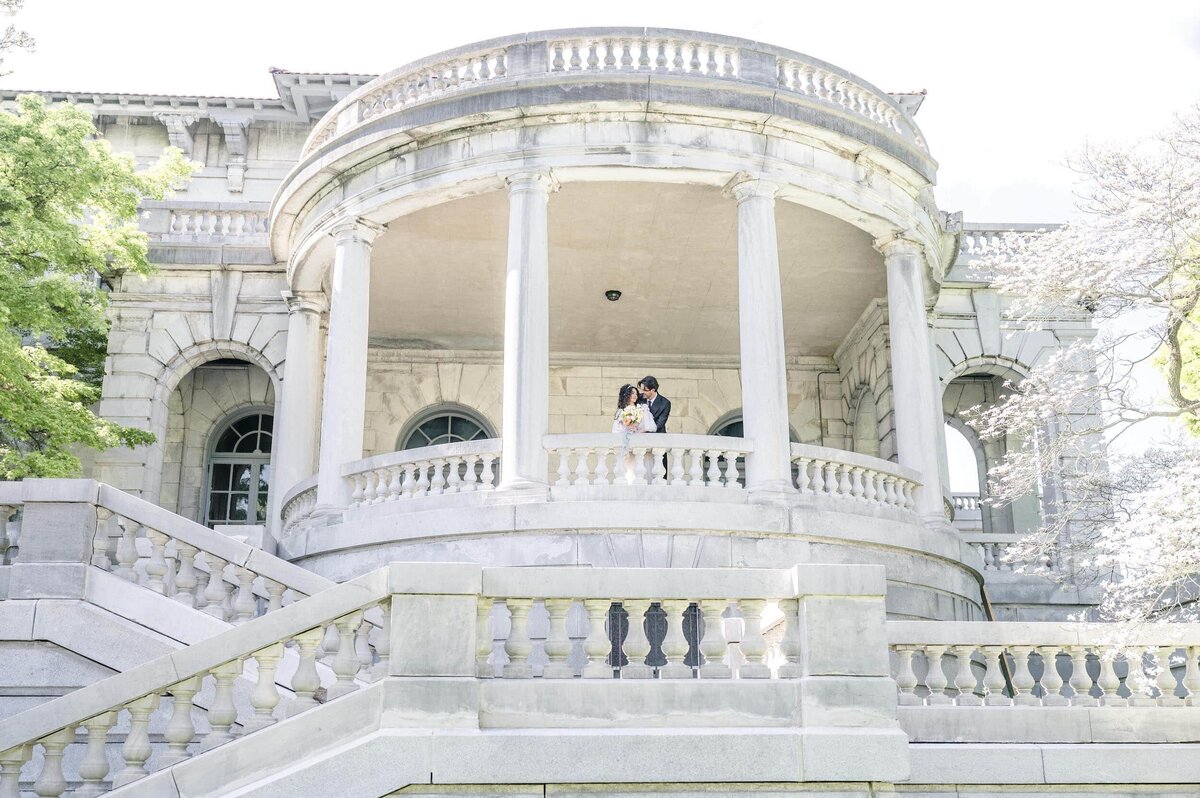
[[1, 27, 1196, 798]]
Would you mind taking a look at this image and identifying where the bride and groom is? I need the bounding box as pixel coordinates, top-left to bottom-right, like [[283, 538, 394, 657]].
[[611, 376, 671, 482]]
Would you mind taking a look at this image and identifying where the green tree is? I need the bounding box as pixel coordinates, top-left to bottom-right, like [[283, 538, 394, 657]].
[[0, 94, 195, 479]]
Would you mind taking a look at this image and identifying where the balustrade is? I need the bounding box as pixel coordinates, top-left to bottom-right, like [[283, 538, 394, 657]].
[[358, 49, 508, 122], [960, 533, 1057, 573], [790, 443, 919, 512], [165, 207, 268, 238], [340, 439, 501, 510], [775, 57, 919, 147], [547, 37, 738, 78], [545, 433, 751, 490], [889, 622, 1200, 708]]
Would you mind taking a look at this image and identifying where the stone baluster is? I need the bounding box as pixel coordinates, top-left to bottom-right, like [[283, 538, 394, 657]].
[[723, 451, 741, 488], [371, 603, 392, 680], [582, 599, 613, 678], [350, 475, 366, 506], [593, 448, 612, 486], [631, 447, 650, 485], [555, 449, 571, 486], [1185, 646, 1200, 706], [112, 693, 160, 787], [289, 628, 325, 715], [777, 598, 802, 678], [953, 646, 981, 705], [862, 469, 877, 503], [849, 467, 865, 500], [691, 448, 705, 484], [202, 659, 243, 750], [543, 598, 575, 678], [75, 712, 116, 797], [981, 646, 1011, 706], [822, 462, 838, 497], [1039, 646, 1067, 706], [669, 448, 686, 485], [355, 619, 374, 675], [446, 458, 463, 493], [173, 543, 198, 607], [698, 600, 732, 677], [33, 725, 75, 797], [476, 598, 495, 678], [737, 599, 770, 678], [502, 599, 534, 678], [245, 643, 285, 731], [651, 448, 668, 484], [621, 599, 653, 678], [1157, 647, 1182, 706], [924, 646, 952, 705], [660, 599, 693, 679], [836, 464, 853, 498], [0, 745, 30, 798], [894, 647, 919, 704], [1097, 651, 1124, 706], [792, 457, 810, 493], [114, 515, 139, 582], [233, 567, 258, 623], [574, 448, 592, 486], [1067, 646, 1096, 706], [329, 611, 365, 699], [90, 508, 112, 570], [265, 579, 286, 614], [321, 622, 341, 662], [1008, 646, 1038, 706], [193, 570, 209, 612], [160, 677, 202, 767], [705, 450, 722, 485], [202, 554, 230, 620]]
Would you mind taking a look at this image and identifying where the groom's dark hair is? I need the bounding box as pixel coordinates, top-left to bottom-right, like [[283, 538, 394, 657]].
[[640, 376, 659, 391]]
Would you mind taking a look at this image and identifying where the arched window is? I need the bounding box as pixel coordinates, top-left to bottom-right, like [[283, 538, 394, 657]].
[[398, 405, 494, 450], [852, 389, 881, 458], [205, 411, 272, 527], [710, 413, 800, 443]]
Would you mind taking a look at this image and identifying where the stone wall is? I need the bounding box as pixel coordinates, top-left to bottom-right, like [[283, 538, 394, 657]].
[[361, 350, 845, 457], [833, 300, 895, 461]]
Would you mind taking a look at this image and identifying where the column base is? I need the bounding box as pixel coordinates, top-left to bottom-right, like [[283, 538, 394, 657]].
[[747, 482, 798, 507], [309, 503, 347, 520], [491, 480, 550, 504]]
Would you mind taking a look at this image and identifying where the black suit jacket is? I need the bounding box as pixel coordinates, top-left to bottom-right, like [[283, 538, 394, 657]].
[[646, 394, 671, 433]]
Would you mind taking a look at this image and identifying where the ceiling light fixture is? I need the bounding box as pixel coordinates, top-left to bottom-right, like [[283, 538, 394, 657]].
[[605, 289, 622, 302]]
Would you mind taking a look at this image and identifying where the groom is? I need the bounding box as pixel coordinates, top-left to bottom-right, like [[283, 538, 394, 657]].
[[638, 376, 671, 433]]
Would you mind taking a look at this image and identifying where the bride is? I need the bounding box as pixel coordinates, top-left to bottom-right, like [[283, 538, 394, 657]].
[[612, 383, 656, 482]]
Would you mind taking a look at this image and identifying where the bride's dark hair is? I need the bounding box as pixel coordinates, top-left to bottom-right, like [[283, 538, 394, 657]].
[[616, 384, 638, 414]]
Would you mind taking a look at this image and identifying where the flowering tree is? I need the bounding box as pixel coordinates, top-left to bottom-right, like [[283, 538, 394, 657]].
[[972, 106, 1200, 624]]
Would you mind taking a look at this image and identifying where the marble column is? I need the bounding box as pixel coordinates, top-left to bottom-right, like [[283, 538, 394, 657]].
[[880, 238, 947, 523], [268, 290, 326, 537], [729, 177, 797, 504], [496, 171, 557, 499], [313, 219, 384, 515]]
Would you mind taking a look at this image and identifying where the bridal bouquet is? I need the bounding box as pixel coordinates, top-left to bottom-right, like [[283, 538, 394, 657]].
[[618, 404, 645, 429]]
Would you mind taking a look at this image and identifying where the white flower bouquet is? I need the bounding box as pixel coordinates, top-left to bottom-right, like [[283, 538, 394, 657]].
[[618, 404, 644, 429]]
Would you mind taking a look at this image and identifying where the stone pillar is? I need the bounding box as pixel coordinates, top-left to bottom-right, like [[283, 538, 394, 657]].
[[313, 219, 383, 515], [268, 290, 326, 536], [880, 238, 946, 523], [496, 171, 556, 499], [729, 177, 796, 504]]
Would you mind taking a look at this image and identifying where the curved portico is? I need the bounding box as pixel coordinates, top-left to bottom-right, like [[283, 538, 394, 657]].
[[267, 29, 968, 618]]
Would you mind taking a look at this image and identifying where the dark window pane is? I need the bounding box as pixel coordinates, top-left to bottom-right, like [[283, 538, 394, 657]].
[[450, 416, 482, 442], [235, 434, 259, 453], [255, 493, 268, 523], [258, 464, 270, 492], [717, 420, 744, 438], [216, 428, 239, 452], [234, 417, 257, 436], [261, 415, 274, 433], [209, 493, 228, 522], [211, 463, 231, 491], [229, 494, 249, 521], [258, 430, 273, 454]]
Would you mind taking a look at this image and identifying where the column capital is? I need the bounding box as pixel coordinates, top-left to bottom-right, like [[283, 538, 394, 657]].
[[329, 217, 386, 247], [282, 290, 327, 316], [724, 172, 783, 203], [873, 235, 923, 260], [504, 170, 559, 195]]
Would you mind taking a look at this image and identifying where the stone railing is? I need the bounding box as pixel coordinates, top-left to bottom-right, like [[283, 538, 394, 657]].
[[279, 474, 318, 533], [0, 501, 21, 565], [1, 480, 331, 622], [302, 28, 926, 162], [888, 622, 1200, 709], [545, 433, 752, 490], [0, 568, 392, 796], [479, 565, 799, 679], [959, 533, 1057, 573], [342, 438, 502, 508], [952, 223, 1057, 270], [952, 492, 981, 511], [790, 443, 920, 512], [166, 207, 268, 238]]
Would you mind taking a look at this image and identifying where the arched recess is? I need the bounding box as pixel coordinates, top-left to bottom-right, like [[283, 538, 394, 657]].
[[848, 386, 882, 458], [154, 352, 279, 522], [202, 408, 274, 527], [396, 403, 496, 450], [942, 364, 1042, 537]]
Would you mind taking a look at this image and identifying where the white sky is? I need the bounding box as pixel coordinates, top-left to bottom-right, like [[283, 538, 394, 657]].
[[4, 1, 1200, 223], [6, 1, 1198, 489]]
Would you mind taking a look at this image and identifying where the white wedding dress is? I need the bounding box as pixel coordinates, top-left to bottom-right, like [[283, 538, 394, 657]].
[[612, 404, 657, 483]]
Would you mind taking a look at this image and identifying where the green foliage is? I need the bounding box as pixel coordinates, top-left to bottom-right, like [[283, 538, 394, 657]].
[[0, 94, 196, 479]]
